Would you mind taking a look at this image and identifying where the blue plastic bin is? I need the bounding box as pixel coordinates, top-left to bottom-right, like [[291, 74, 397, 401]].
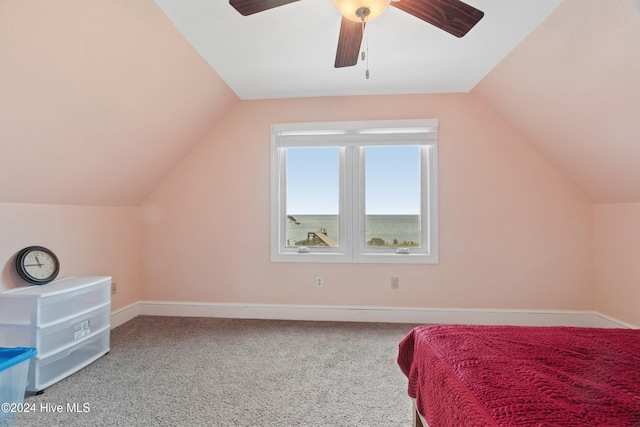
[[0, 347, 37, 421]]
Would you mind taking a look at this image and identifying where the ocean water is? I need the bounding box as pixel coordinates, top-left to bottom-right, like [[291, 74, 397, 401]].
[[286, 215, 420, 247]]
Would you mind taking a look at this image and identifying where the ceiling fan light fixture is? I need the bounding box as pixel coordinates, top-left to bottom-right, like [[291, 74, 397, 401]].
[[332, 0, 391, 22]]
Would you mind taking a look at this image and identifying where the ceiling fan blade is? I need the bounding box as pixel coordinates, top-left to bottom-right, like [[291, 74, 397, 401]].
[[391, 0, 484, 38], [335, 17, 365, 68], [229, 0, 299, 16]]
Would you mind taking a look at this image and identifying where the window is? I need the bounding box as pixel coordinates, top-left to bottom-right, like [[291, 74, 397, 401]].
[[271, 119, 438, 264]]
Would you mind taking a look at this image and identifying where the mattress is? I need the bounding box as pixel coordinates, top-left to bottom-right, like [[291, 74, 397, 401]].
[[398, 325, 640, 427]]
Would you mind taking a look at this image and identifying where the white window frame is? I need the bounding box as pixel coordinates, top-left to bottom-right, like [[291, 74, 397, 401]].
[[270, 119, 438, 264]]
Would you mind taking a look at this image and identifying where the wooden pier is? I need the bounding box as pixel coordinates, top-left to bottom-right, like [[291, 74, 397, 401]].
[[307, 228, 338, 247]]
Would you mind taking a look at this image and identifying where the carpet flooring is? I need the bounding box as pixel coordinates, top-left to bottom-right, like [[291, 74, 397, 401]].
[[4, 316, 418, 427]]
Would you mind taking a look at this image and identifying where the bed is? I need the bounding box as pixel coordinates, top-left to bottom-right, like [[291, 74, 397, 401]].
[[397, 324, 640, 427]]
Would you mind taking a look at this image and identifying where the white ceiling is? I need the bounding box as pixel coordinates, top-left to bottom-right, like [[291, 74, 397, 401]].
[[154, 0, 563, 100]]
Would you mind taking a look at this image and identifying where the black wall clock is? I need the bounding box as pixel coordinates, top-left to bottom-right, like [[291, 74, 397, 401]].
[[15, 246, 60, 285]]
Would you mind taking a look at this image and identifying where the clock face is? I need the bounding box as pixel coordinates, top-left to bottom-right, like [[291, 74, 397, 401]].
[[16, 246, 60, 285]]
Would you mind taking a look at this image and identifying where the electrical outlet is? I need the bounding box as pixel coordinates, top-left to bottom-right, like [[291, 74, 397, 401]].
[[391, 277, 399, 289], [111, 281, 117, 295], [316, 277, 323, 288]]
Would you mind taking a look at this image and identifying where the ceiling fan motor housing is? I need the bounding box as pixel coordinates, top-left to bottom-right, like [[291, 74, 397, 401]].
[[356, 6, 371, 20], [333, 0, 392, 22]]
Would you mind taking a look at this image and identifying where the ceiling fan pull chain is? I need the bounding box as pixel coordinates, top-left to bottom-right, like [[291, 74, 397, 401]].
[[360, 21, 366, 62], [362, 20, 370, 79]]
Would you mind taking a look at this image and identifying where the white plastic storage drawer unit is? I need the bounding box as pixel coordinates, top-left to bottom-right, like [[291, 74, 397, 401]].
[[0, 276, 111, 392]]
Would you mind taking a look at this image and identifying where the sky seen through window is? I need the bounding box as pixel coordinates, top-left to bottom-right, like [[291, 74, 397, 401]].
[[286, 146, 420, 215]]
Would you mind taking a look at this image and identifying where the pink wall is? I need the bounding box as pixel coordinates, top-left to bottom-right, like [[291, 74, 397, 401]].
[[0, 0, 240, 206], [593, 203, 640, 326], [140, 94, 593, 310], [0, 203, 140, 311], [472, 0, 640, 204]]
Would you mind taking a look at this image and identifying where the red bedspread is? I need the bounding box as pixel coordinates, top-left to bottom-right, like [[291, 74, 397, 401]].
[[397, 325, 640, 427]]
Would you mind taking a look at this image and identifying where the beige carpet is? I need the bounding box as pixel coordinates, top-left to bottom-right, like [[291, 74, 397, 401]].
[[5, 316, 418, 427]]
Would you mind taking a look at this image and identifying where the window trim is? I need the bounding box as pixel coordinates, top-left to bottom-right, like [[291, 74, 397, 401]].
[[271, 119, 439, 264]]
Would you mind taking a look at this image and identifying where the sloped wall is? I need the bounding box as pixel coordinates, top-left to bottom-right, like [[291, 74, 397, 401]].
[[472, 0, 640, 203], [0, 0, 240, 207], [140, 93, 593, 311]]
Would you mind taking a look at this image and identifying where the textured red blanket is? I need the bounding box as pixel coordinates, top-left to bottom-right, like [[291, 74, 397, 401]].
[[398, 325, 640, 427]]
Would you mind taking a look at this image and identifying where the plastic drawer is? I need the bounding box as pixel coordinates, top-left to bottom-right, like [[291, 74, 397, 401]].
[[0, 298, 32, 326], [27, 327, 110, 392], [0, 277, 111, 326], [38, 282, 111, 326], [39, 303, 110, 357], [0, 303, 110, 358]]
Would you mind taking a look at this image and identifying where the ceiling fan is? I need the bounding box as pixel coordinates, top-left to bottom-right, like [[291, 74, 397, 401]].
[[229, 0, 484, 68]]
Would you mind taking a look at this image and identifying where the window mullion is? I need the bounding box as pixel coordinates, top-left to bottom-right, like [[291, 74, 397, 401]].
[[355, 146, 366, 257], [343, 146, 354, 261]]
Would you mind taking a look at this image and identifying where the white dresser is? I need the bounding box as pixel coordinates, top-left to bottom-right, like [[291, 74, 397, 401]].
[[0, 276, 111, 392]]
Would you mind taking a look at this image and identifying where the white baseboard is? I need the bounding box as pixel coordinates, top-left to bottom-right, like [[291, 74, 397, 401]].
[[110, 301, 634, 328], [110, 302, 140, 329], [592, 311, 638, 329]]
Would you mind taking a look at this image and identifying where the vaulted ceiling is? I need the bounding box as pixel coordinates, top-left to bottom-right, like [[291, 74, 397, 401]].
[[153, 0, 561, 99], [0, 0, 638, 206]]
